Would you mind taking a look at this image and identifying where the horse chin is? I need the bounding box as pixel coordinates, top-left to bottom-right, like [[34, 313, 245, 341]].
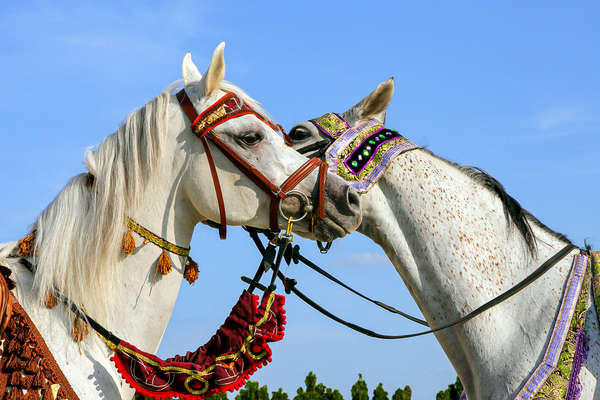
[[311, 217, 351, 242]]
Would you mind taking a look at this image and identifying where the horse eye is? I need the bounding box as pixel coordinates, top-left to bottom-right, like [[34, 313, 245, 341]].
[[240, 132, 262, 146], [289, 126, 311, 142]]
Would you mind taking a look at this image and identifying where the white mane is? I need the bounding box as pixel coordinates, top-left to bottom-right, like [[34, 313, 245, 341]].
[[27, 80, 270, 326], [31, 90, 171, 324]]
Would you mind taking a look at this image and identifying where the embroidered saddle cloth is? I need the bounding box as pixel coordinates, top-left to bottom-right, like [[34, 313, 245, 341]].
[[0, 266, 80, 400], [112, 290, 286, 400], [323, 119, 418, 193], [460, 253, 596, 400]]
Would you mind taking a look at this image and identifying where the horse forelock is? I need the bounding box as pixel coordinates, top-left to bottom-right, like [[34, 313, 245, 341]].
[[31, 89, 172, 325]]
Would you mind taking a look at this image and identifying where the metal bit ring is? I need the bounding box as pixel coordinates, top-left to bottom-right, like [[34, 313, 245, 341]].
[[279, 190, 311, 223]]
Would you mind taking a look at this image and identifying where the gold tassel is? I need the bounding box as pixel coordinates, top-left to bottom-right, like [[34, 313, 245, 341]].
[[184, 256, 199, 284], [72, 316, 89, 343], [44, 292, 56, 309], [17, 231, 35, 257], [122, 230, 136, 255], [156, 250, 172, 275]]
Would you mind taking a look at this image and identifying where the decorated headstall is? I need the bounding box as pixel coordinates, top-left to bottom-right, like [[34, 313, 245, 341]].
[[177, 89, 328, 238], [303, 112, 419, 193], [325, 119, 418, 192]]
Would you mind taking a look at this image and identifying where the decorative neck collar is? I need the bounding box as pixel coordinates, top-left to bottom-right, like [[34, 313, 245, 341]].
[[125, 218, 189, 257], [122, 218, 198, 285]]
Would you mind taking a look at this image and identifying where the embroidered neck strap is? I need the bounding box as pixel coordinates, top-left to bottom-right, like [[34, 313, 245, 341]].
[[127, 219, 190, 257], [123, 218, 198, 284]]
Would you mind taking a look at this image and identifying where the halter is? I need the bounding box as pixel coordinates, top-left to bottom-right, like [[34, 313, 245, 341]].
[[176, 89, 328, 238]]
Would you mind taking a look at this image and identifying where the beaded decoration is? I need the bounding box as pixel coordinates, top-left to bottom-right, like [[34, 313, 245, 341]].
[[309, 112, 350, 139], [324, 119, 419, 193]]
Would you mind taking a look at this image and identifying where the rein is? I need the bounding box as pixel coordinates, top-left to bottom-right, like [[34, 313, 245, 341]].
[[243, 229, 578, 339], [176, 89, 328, 237]]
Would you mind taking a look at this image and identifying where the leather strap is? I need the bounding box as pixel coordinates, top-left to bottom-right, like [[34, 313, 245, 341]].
[[201, 136, 227, 239], [176, 89, 327, 234], [317, 162, 328, 220]]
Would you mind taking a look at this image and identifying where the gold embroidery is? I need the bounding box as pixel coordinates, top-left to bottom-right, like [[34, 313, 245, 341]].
[[114, 292, 278, 395], [194, 104, 228, 134], [127, 219, 190, 257]]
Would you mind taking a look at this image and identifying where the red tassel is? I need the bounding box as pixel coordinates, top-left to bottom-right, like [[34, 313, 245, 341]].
[[183, 256, 199, 284]]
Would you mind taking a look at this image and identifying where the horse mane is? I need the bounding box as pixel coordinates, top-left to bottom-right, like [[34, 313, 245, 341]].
[[31, 89, 172, 324], [28, 80, 268, 325], [422, 149, 572, 257]]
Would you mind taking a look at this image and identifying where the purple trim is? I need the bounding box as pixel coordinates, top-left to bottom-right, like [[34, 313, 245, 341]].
[[325, 119, 418, 192], [459, 392, 467, 400], [333, 113, 351, 129], [515, 254, 588, 399], [566, 329, 590, 400]]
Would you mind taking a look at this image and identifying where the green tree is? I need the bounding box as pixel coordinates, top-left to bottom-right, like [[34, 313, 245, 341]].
[[294, 371, 343, 400], [272, 388, 289, 400], [351, 374, 369, 400], [372, 383, 388, 400], [436, 376, 463, 400], [236, 381, 270, 400], [391, 385, 412, 400]]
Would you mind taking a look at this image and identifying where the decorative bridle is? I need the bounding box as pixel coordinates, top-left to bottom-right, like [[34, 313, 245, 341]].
[[176, 89, 329, 239]]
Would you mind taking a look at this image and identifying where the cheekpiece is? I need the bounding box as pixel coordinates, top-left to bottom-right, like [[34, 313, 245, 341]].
[[325, 119, 418, 193], [309, 112, 350, 139], [192, 92, 278, 138]]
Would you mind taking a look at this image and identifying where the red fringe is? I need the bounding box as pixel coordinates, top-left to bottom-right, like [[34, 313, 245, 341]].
[[113, 291, 287, 400]]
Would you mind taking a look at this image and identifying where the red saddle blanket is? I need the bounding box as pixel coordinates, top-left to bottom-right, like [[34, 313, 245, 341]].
[[111, 290, 286, 400]]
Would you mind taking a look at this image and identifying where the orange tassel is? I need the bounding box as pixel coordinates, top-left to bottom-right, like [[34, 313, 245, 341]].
[[9, 371, 22, 386], [156, 250, 172, 275], [31, 370, 45, 388], [72, 317, 89, 342], [44, 292, 56, 309], [122, 230, 136, 255], [184, 256, 199, 284], [17, 232, 35, 257]]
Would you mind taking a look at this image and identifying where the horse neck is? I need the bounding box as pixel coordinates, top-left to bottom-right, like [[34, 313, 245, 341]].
[[358, 149, 575, 398], [111, 182, 197, 352]]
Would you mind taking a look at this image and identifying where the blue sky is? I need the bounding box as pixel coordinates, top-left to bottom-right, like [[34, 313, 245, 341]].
[[1, 2, 599, 399]]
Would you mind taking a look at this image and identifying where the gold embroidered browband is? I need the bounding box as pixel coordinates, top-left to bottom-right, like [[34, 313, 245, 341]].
[[191, 92, 279, 139], [310, 112, 350, 139], [126, 219, 190, 257]]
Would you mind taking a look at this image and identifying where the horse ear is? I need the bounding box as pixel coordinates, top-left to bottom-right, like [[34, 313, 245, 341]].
[[200, 42, 226, 97], [341, 77, 394, 124], [182, 53, 203, 87]]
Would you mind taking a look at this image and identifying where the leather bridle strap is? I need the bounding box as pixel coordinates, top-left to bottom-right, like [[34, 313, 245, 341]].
[[176, 89, 328, 235], [200, 136, 227, 239]]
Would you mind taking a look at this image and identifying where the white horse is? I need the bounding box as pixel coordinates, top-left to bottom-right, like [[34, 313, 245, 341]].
[[0, 43, 362, 399], [287, 78, 600, 399]]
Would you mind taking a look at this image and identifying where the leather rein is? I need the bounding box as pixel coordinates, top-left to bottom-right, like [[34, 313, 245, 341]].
[[242, 228, 578, 339], [176, 89, 328, 238]]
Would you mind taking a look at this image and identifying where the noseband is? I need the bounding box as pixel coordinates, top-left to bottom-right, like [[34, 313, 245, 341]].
[[176, 89, 328, 239]]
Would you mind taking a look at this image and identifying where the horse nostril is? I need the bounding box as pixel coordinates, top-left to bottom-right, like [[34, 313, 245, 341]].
[[346, 187, 361, 214]]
